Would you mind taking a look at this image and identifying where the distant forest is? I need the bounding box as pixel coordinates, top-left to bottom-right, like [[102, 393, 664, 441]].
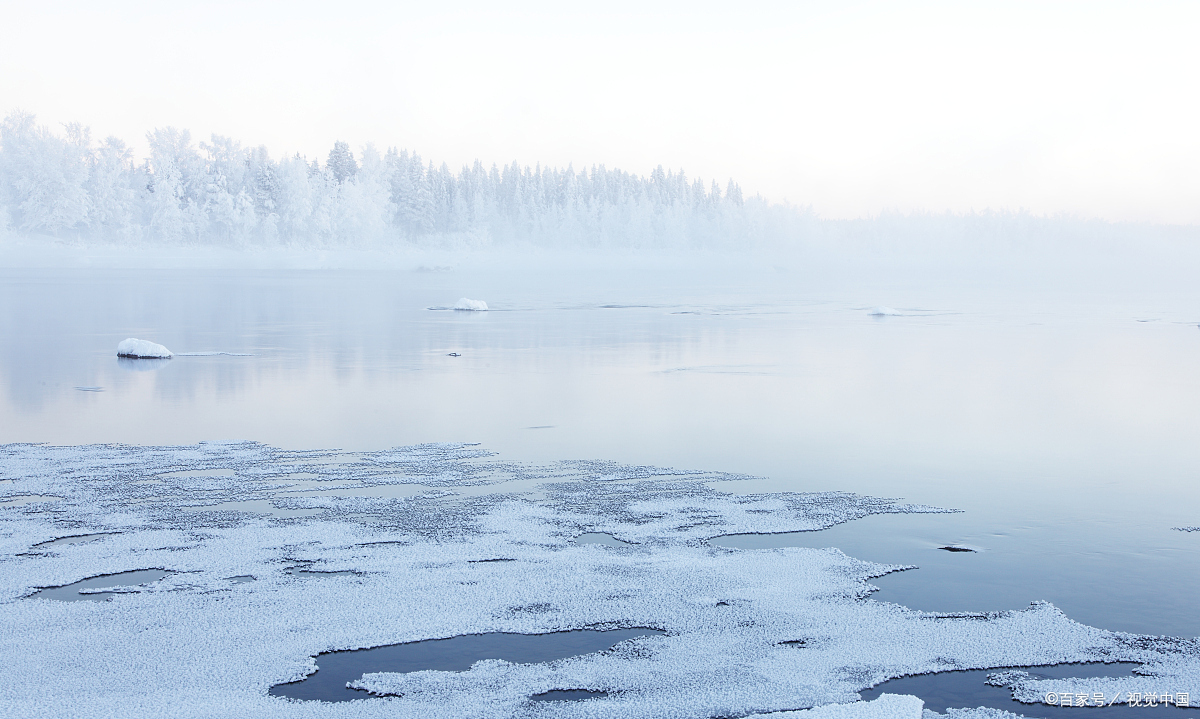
[[0, 112, 805, 248]]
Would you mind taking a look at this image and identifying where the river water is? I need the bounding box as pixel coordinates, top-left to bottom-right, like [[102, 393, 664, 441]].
[[2, 255, 1197, 638]]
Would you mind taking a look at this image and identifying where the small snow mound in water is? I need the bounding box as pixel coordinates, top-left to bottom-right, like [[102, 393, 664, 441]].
[[454, 298, 488, 311], [116, 338, 173, 359], [868, 306, 902, 316]]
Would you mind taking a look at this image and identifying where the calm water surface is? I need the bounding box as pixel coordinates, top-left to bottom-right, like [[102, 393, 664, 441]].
[[1, 262, 1197, 637]]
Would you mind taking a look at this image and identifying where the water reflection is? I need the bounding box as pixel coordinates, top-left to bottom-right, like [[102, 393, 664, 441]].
[[116, 357, 171, 372], [706, 512, 1200, 636], [2, 267, 1199, 637]]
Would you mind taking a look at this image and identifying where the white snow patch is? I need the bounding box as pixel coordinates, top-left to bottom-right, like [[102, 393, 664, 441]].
[[868, 306, 902, 316], [116, 338, 173, 358], [0, 441, 1193, 718], [454, 297, 489, 311]]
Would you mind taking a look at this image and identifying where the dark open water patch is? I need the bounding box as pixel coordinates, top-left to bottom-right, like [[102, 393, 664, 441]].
[[576, 532, 634, 547], [530, 689, 608, 702], [31, 532, 119, 549], [285, 566, 358, 579], [270, 628, 665, 702], [861, 662, 1200, 717], [28, 569, 172, 602]]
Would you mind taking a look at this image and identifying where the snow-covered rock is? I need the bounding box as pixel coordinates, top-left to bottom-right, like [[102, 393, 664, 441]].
[[454, 297, 488, 311], [116, 338, 173, 359], [868, 306, 902, 316]]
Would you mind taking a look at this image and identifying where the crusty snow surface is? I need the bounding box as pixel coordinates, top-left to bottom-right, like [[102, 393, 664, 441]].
[[744, 693, 923, 718], [0, 442, 1195, 718]]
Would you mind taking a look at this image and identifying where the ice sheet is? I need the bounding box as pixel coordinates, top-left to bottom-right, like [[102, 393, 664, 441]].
[[743, 694, 925, 718], [0, 441, 1195, 718]]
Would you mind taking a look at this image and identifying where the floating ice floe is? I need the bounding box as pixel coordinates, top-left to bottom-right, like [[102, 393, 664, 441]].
[[0, 441, 1195, 718], [454, 297, 488, 311], [868, 306, 902, 316], [116, 337, 173, 358]]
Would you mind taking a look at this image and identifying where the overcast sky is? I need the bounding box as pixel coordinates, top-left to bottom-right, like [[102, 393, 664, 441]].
[[1, 0, 1196, 224]]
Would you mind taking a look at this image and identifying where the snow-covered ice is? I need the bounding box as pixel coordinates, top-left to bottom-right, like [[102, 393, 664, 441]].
[[455, 297, 489, 311], [868, 306, 902, 316], [116, 338, 173, 358], [923, 710, 1023, 719], [0, 441, 1195, 718], [989, 654, 1200, 708], [743, 694, 924, 718]]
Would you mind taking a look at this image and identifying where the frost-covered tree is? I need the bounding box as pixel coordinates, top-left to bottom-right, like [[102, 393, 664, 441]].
[[0, 113, 91, 234], [0, 111, 797, 248], [273, 154, 315, 242], [199, 134, 259, 243], [87, 136, 138, 239], [326, 141, 357, 184], [146, 127, 206, 242], [246, 146, 279, 241]]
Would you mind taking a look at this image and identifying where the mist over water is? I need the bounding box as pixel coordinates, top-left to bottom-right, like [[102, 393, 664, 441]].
[[5, 3, 1200, 714], [3, 245, 1197, 637]]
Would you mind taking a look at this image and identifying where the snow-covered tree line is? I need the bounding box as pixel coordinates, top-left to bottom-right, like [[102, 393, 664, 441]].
[[0, 112, 801, 248]]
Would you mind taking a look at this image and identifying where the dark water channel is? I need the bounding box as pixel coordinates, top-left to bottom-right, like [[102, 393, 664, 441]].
[[269, 628, 664, 702], [575, 532, 634, 547], [30, 532, 119, 548], [861, 662, 1199, 717], [28, 569, 172, 602], [530, 689, 608, 702]]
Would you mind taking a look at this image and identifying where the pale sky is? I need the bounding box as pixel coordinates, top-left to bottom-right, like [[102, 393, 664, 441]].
[[1, 0, 1197, 224]]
